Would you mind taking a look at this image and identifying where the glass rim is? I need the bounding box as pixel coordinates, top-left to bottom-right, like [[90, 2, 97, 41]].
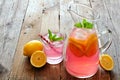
[[67, 2, 100, 22], [40, 32, 67, 46]]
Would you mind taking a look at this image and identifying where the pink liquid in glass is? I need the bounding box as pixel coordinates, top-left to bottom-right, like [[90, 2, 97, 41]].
[[65, 28, 99, 78], [43, 33, 65, 64]]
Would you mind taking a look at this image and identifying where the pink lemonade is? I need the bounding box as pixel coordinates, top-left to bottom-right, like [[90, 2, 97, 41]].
[[65, 28, 99, 78], [43, 33, 65, 64]]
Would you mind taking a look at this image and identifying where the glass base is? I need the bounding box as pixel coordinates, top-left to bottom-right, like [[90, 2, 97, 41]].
[[47, 56, 63, 64], [66, 66, 98, 78], [73, 72, 97, 78]]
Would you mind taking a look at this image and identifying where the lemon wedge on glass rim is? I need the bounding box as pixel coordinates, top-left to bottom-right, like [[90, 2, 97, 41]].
[[99, 54, 114, 71]]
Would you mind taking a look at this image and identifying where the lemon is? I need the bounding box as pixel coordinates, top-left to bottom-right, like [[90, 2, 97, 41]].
[[100, 54, 114, 71], [30, 51, 47, 68], [23, 40, 43, 57]]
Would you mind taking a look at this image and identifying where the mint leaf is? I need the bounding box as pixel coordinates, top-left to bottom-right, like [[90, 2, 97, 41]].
[[53, 37, 63, 41], [48, 29, 63, 42], [82, 19, 87, 25], [48, 29, 53, 41], [82, 19, 87, 28], [52, 34, 57, 40], [74, 19, 94, 29], [87, 22, 94, 29], [74, 22, 82, 28]]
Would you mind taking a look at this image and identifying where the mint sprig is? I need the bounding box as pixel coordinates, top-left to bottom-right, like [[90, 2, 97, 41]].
[[48, 29, 63, 42], [74, 19, 94, 29]]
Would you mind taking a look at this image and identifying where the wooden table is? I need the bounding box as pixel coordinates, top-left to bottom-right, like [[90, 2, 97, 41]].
[[0, 0, 120, 80]]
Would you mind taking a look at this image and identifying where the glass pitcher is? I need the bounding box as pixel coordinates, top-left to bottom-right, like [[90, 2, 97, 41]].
[[65, 2, 112, 78]]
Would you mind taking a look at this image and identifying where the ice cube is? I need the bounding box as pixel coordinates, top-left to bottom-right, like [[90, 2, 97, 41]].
[[71, 28, 88, 40]]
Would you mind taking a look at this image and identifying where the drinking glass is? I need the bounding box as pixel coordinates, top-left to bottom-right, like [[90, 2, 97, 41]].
[[65, 2, 112, 78], [40, 32, 66, 64]]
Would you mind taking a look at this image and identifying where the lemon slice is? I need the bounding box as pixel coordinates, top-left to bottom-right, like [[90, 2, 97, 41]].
[[100, 54, 114, 71], [30, 51, 47, 68]]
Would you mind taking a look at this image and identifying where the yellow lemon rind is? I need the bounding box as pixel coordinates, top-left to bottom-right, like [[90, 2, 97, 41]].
[[100, 54, 114, 71], [30, 51, 47, 68]]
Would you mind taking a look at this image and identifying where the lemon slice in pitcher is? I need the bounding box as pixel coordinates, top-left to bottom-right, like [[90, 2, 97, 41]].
[[100, 54, 114, 71]]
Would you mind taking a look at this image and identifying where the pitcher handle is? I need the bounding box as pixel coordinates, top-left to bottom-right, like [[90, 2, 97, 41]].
[[98, 29, 112, 53]]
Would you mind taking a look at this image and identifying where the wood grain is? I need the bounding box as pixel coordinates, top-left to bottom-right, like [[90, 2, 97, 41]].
[[35, 0, 61, 80], [90, 0, 120, 80], [0, 0, 29, 79], [8, 0, 45, 80], [0, 0, 120, 80]]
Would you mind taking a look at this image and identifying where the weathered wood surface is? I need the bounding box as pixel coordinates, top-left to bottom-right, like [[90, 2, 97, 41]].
[[0, 0, 29, 79], [0, 0, 120, 80]]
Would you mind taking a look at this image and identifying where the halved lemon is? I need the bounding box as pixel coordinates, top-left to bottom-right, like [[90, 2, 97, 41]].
[[30, 51, 47, 68], [100, 54, 114, 71]]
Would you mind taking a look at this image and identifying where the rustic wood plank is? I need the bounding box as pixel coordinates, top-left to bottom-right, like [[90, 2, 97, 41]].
[[8, 0, 44, 80], [0, 0, 119, 79], [40, 1, 60, 34], [35, 0, 61, 80], [0, 0, 29, 79], [35, 63, 61, 80], [90, 0, 120, 80]]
